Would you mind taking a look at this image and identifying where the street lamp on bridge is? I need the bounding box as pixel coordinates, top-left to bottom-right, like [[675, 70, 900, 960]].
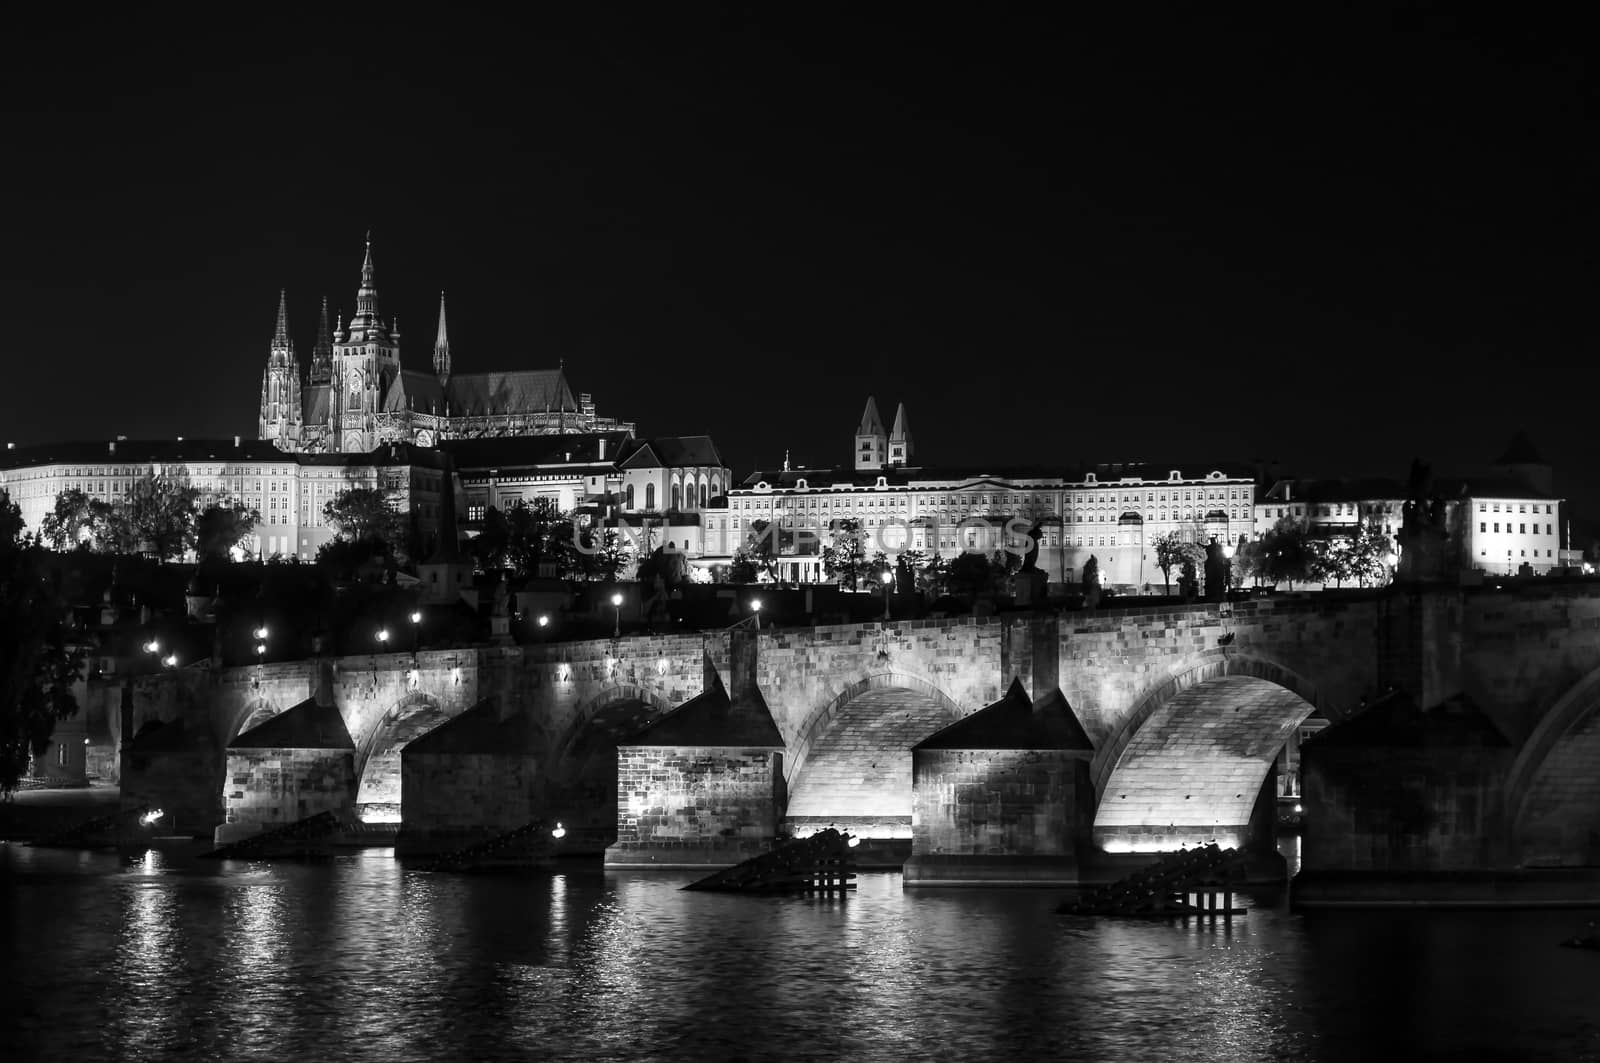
[[611, 592, 623, 639]]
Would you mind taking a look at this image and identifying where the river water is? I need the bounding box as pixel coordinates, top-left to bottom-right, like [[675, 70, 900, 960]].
[[3, 843, 1598, 1063]]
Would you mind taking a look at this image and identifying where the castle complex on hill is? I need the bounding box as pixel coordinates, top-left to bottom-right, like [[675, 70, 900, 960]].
[[258, 236, 633, 453]]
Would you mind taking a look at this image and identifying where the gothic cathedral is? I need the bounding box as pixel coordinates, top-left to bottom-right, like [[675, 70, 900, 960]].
[[259, 236, 634, 454]]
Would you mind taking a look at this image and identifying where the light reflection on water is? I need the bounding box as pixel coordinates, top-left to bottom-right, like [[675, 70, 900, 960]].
[[3, 843, 1599, 1063]]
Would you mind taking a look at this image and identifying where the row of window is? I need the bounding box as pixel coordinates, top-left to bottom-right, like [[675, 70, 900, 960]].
[[1480, 523, 1555, 536], [1481, 502, 1554, 514]]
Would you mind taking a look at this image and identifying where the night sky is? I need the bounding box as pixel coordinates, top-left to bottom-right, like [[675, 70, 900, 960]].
[[4, 12, 1595, 515]]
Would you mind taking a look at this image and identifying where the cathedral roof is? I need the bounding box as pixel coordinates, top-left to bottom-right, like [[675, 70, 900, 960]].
[[440, 431, 631, 470], [444, 369, 578, 417], [1494, 430, 1546, 466], [384, 370, 447, 414], [615, 435, 725, 470]]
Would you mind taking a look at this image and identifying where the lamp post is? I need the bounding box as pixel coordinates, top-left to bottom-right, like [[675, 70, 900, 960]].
[[409, 609, 422, 659], [881, 567, 894, 622], [751, 599, 762, 630], [1222, 543, 1235, 599], [253, 625, 269, 665], [377, 628, 390, 650], [611, 592, 623, 639]]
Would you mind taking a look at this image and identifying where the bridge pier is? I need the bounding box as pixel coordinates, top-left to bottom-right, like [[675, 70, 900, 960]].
[[606, 628, 789, 868], [214, 664, 358, 846]]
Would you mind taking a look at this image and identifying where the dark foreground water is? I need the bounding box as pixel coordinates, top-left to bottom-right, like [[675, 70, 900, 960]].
[[3, 844, 1598, 1063]]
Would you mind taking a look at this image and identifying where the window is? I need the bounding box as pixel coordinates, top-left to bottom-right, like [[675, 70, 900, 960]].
[[1520, 524, 1526, 534], [626, 485, 635, 508], [645, 484, 655, 510], [1547, 524, 1553, 535], [1494, 523, 1500, 533], [1481, 522, 1487, 533]]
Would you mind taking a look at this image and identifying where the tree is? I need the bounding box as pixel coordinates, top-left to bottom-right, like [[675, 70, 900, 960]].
[[1348, 515, 1394, 587], [504, 497, 566, 576], [323, 486, 405, 548], [39, 489, 114, 551], [472, 505, 512, 571], [727, 551, 760, 584], [1153, 530, 1202, 596], [1260, 516, 1313, 590], [1081, 554, 1102, 607], [194, 500, 259, 562], [744, 519, 783, 582], [947, 551, 993, 605], [1307, 537, 1352, 588], [118, 467, 201, 562], [0, 491, 84, 792], [821, 518, 867, 590], [585, 528, 633, 582]]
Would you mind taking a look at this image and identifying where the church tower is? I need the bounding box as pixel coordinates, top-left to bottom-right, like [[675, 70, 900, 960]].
[[308, 296, 334, 386], [888, 402, 913, 467], [330, 234, 401, 452], [854, 396, 887, 471], [258, 289, 303, 451], [433, 291, 451, 389]]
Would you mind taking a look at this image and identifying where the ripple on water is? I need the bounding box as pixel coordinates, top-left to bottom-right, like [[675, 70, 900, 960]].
[[4, 845, 1599, 1063]]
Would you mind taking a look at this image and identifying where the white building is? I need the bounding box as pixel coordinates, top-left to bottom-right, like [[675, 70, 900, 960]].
[[0, 437, 449, 561], [713, 398, 1258, 589]]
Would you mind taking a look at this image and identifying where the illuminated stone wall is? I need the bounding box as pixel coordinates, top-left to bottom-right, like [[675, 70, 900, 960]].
[[217, 748, 356, 844], [911, 749, 1090, 858], [608, 746, 783, 865]]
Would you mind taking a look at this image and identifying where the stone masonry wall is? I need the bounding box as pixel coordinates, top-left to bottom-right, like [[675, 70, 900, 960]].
[[401, 753, 540, 835], [220, 747, 356, 840], [611, 746, 781, 861], [1301, 746, 1511, 872], [912, 749, 1090, 858]]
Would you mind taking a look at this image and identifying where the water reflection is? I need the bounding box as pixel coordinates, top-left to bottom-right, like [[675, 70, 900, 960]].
[[3, 845, 1598, 1063]]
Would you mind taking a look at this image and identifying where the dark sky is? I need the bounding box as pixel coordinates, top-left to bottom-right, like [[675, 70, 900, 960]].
[[4, 11, 1595, 514]]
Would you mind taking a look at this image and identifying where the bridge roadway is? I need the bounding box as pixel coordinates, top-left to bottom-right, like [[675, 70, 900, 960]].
[[120, 582, 1600, 863]]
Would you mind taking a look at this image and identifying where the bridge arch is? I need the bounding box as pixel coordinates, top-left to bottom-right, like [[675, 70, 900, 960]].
[[225, 697, 286, 746], [783, 671, 964, 836], [546, 684, 677, 847], [1506, 668, 1600, 866], [1092, 651, 1323, 852], [355, 692, 451, 822]]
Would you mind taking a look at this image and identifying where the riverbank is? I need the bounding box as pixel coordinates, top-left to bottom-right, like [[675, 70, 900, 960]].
[[0, 784, 122, 842]]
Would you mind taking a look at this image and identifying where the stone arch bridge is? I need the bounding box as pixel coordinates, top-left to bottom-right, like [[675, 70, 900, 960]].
[[120, 582, 1600, 868]]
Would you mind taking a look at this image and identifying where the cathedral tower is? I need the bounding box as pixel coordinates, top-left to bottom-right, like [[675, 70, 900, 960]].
[[259, 289, 303, 451], [855, 396, 887, 471], [308, 296, 334, 386], [433, 291, 451, 388], [888, 401, 913, 466], [329, 234, 401, 452]]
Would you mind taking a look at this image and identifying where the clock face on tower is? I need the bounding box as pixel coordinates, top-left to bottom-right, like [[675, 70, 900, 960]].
[[415, 429, 435, 448]]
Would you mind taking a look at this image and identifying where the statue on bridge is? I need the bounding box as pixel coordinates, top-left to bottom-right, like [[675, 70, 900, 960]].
[[1397, 457, 1452, 583]]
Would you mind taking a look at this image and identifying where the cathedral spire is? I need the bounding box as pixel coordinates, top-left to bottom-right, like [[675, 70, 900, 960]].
[[273, 289, 290, 346], [433, 291, 451, 386], [309, 296, 333, 385], [355, 231, 379, 324], [268, 289, 294, 366]]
